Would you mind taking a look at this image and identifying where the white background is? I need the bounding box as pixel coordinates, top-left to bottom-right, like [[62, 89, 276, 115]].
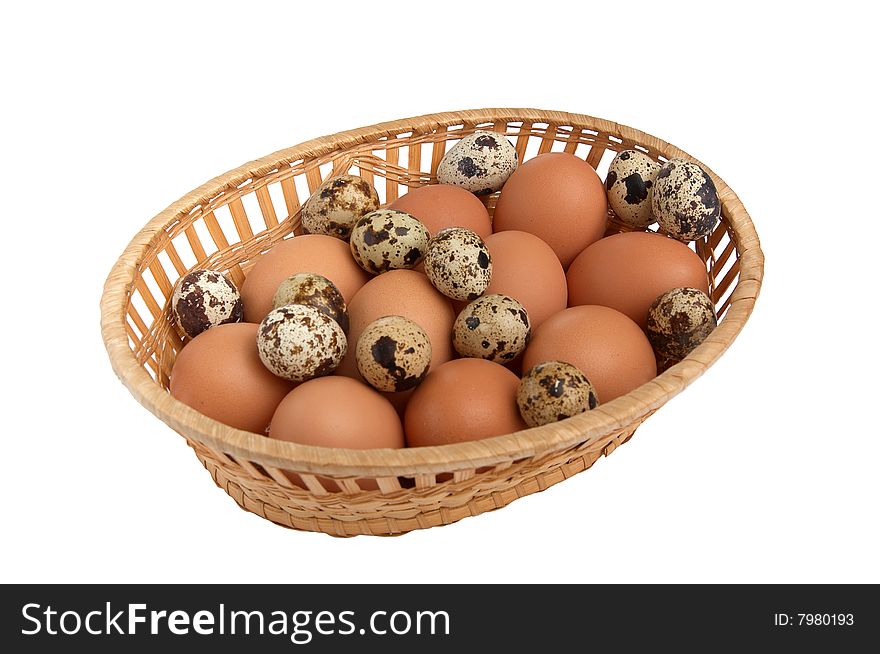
[[2, 1, 877, 584]]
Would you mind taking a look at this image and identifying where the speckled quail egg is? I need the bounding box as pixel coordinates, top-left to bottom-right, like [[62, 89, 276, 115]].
[[301, 174, 380, 240], [655, 353, 680, 375], [437, 130, 519, 195], [651, 159, 721, 241], [171, 269, 243, 339], [453, 294, 530, 362], [356, 315, 432, 392], [272, 272, 349, 334], [516, 360, 599, 428], [349, 209, 430, 275], [605, 150, 661, 228], [646, 287, 717, 361], [423, 227, 492, 301], [257, 304, 347, 382]]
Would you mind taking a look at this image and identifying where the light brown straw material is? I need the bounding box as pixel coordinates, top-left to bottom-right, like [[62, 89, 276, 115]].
[[101, 109, 764, 537]]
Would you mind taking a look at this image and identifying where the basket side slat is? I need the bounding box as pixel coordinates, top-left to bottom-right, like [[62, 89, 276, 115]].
[[228, 197, 255, 243], [254, 185, 280, 230], [279, 172, 301, 223]]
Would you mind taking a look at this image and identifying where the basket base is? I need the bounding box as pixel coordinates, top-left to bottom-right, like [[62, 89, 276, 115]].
[[189, 427, 639, 537]]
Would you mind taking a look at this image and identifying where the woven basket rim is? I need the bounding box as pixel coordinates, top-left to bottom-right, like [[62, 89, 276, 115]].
[[100, 108, 764, 476]]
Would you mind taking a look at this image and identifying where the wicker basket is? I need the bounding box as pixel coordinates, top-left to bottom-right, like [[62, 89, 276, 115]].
[[100, 108, 763, 537]]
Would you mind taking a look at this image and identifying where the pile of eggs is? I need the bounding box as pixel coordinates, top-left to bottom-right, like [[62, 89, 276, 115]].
[[169, 130, 720, 471]]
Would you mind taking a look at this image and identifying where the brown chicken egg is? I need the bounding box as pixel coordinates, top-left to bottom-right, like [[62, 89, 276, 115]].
[[336, 269, 456, 382], [240, 235, 370, 323], [269, 376, 404, 449], [492, 152, 607, 268], [483, 230, 567, 329], [567, 231, 709, 330], [389, 184, 492, 238], [522, 305, 657, 403], [404, 358, 526, 447], [269, 376, 405, 492], [169, 323, 295, 434]]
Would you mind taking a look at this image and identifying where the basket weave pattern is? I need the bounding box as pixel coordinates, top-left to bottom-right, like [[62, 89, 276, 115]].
[[101, 109, 763, 536]]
